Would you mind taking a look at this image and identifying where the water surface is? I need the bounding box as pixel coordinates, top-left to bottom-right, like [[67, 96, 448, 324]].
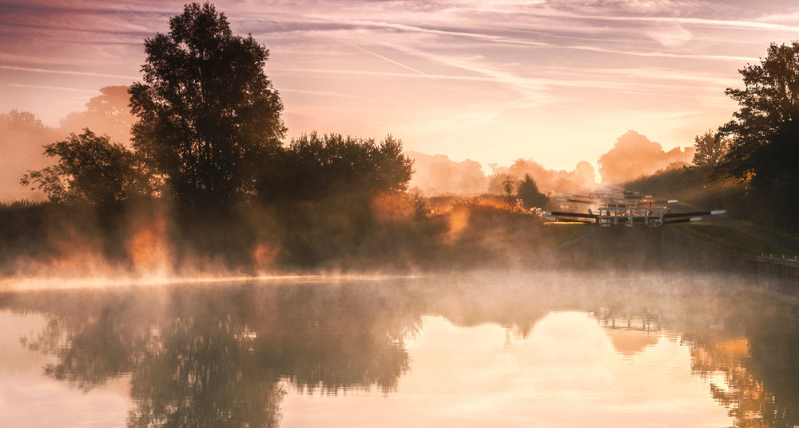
[[0, 271, 796, 427]]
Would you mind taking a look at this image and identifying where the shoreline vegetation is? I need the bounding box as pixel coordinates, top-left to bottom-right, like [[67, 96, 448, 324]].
[[1, 3, 797, 279], [0, 196, 587, 278]]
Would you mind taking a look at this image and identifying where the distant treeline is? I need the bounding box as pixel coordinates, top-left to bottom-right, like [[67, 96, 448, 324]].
[[0, 4, 573, 275]]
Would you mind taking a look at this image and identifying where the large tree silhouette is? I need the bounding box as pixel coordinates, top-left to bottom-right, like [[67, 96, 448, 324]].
[[129, 2, 285, 207], [716, 42, 799, 180], [715, 42, 799, 229]]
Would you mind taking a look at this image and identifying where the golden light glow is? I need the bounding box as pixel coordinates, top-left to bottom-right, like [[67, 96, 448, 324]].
[[281, 313, 733, 427]]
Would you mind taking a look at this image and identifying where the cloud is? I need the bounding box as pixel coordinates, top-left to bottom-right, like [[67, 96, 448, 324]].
[[647, 25, 693, 47], [3, 0, 798, 171], [0, 65, 138, 80], [9, 84, 99, 94], [342, 42, 437, 79]]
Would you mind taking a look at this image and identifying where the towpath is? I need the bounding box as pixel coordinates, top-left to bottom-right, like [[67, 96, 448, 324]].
[[670, 202, 799, 253]]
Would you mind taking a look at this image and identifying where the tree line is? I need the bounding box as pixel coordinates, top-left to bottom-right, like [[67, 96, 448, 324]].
[[20, 2, 413, 211], [654, 42, 799, 231]]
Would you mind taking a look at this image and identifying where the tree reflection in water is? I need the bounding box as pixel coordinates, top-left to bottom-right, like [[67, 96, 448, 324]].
[[681, 291, 799, 428], [4, 274, 799, 428], [8, 281, 422, 427]]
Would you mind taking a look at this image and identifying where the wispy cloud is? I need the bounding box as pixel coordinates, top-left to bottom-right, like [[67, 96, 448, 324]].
[[0, 65, 138, 80], [600, 15, 799, 32], [2, 0, 797, 169], [9, 83, 99, 94], [325, 19, 756, 62], [280, 87, 368, 99]]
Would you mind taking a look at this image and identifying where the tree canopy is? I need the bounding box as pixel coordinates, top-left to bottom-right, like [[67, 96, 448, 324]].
[[59, 86, 135, 145], [709, 41, 799, 230], [716, 42, 799, 182], [516, 174, 548, 210], [691, 130, 729, 169], [258, 132, 414, 202], [129, 2, 285, 207], [20, 130, 153, 204]]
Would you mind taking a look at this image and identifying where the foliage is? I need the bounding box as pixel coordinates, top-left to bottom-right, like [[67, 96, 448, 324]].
[[516, 174, 548, 209], [405, 151, 487, 194], [502, 176, 514, 196], [258, 132, 414, 202], [715, 42, 799, 230], [20, 130, 153, 204], [129, 2, 285, 207], [716, 42, 799, 181], [59, 86, 136, 144], [691, 130, 729, 169], [486, 160, 595, 195], [1, 110, 60, 200]]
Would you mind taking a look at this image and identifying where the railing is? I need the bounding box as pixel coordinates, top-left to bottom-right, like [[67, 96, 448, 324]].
[[597, 207, 667, 227]]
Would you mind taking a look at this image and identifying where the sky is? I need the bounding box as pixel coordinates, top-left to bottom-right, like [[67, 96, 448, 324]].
[[2, 0, 799, 171]]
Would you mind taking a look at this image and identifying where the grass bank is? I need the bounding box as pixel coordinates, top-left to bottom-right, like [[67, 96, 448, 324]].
[[673, 222, 798, 258]]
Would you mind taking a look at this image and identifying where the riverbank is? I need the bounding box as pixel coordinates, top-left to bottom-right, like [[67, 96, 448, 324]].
[[0, 197, 589, 277]]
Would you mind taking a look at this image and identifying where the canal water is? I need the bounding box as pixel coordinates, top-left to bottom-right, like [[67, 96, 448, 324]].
[[1, 271, 797, 427]]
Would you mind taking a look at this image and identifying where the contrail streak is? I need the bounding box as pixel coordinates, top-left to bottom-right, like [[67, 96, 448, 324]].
[[0, 65, 138, 80], [10, 83, 99, 94], [341, 41, 437, 79]]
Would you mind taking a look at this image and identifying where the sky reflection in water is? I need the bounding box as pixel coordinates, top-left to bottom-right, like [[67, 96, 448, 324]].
[[0, 272, 793, 427], [283, 313, 728, 428]]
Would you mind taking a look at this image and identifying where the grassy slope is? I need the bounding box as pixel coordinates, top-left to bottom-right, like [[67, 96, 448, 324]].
[[540, 224, 592, 248], [673, 222, 798, 258]]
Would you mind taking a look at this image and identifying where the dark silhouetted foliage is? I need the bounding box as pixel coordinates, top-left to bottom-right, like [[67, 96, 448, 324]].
[[258, 132, 414, 202], [20, 130, 153, 204], [129, 2, 285, 207], [516, 174, 548, 209], [715, 42, 799, 230], [716, 42, 799, 182], [501, 176, 515, 205]]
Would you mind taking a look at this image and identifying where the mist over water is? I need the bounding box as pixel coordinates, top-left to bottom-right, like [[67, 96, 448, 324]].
[[3, 4, 799, 427], [0, 267, 797, 428]]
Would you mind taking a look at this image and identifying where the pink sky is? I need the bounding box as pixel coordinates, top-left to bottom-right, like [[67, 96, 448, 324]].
[[2, 0, 799, 171]]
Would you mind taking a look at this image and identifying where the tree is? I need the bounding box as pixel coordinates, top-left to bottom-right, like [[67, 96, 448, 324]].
[[20, 130, 152, 204], [0, 110, 59, 200], [59, 86, 136, 145], [502, 176, 515, 204], [715, 42, 799, 182], [129, 2, 285, 207], [714, 42, 799, 229], [258, 132, 414, 202], [516, 174, 548, 209], [691, 130, 729, 168]]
